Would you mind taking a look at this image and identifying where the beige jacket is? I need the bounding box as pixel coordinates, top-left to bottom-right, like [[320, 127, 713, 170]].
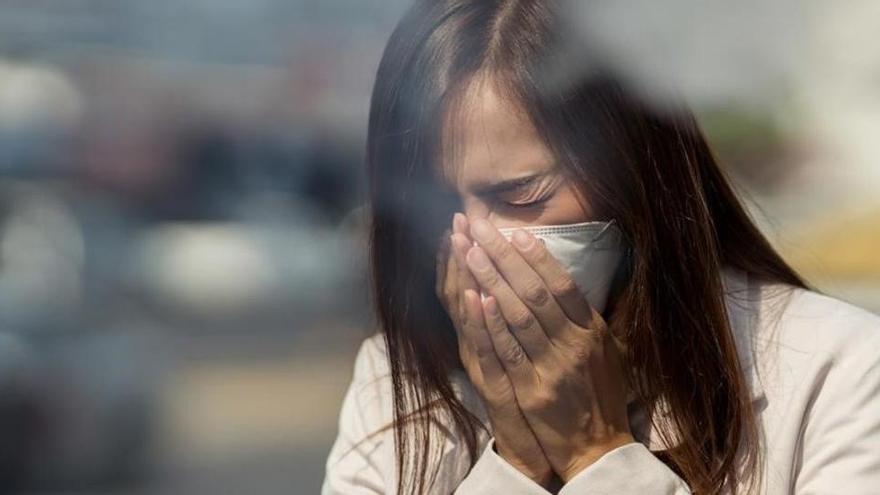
[[322, 269, 880, 494]]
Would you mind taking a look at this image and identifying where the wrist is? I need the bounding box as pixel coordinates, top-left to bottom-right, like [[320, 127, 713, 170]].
[[492, 440, 555, 488], [558, 433, 636, 483]]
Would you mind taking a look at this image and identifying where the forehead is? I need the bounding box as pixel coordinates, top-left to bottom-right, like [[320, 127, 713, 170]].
[[436, 77, 556, 191]]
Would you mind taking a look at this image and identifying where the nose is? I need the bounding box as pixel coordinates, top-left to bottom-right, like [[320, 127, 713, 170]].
[[461, 194, 510, 225], [459, 196, 518, 231], [460, 196, 489, 223]]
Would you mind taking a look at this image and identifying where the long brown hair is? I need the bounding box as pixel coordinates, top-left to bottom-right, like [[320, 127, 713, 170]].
[[365, 1, 807, 493]]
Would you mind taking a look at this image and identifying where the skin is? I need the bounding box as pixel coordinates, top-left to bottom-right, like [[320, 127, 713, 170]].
[[434, 77, 635, 489]]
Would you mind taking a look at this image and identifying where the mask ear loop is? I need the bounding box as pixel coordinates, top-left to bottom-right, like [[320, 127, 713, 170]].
[[592, 218, 618, 240]]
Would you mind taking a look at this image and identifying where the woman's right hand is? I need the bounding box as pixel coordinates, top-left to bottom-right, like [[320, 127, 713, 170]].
[[436, 213, 557, 489]]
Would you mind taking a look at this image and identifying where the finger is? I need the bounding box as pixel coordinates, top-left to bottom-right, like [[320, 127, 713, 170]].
[[449, 212, 477, 308], [453, 212, 468, 237], [445, 237, 468, 343], [461, 288, 508, 387], [509, 228, 594, 331], [450, 212, 476, 302], [464, 245, 551, 361], [451, 215, 484, 378], [435, 228, 452, 301], [480, 294, 540, 389], [445, 234, 459, 309], [452, 234, 481, 370], [451, 233, 479, 294], [469, 217, 569, 336], [451, 213, 479, 291]]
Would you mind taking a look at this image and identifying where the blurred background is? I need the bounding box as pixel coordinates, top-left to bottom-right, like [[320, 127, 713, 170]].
[[0, 1, 877, 493]]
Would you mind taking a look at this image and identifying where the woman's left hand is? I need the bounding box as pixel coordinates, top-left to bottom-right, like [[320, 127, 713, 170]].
[[464, 216, 636, 483]]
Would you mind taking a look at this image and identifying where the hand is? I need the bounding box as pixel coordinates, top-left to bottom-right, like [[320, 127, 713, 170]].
[[436, 213, 557, 488], [463, 215, 636, 483]]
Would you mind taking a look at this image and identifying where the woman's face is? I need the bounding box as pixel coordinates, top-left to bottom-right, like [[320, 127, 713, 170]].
[[436, 78, 594, 229]]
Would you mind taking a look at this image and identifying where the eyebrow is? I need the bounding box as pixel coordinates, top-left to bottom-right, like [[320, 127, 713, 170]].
[[470, 171, 552, 196]]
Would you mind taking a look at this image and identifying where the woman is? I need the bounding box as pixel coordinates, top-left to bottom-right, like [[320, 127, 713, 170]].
[[322, 1, 880, 494]]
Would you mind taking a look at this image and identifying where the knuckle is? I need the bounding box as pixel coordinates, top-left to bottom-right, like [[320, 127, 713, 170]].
[[482, 268, 502, 288], [474, 346, 496, 367], [482, 384, 514, 407], [474, 340, 495, 358], [508, 310, 536, 332], [579, 319, 607, 343], [499, 343, 527, 366], [549, 276, 580, 299], [532, 243, 553, 263], [485, 308, 506, 330], [522, 281, 550, 306], [589, 314, 609, 333], [494, 241, 518, 263], [570, 341, 597, 366], [522, 390, 552, 412]]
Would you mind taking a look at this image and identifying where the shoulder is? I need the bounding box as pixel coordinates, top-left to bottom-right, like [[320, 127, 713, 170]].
[[323, 332, 397, 493], [351, 330, 392, 393], [341, 331, 394, 431], [747, 281, 880, 489], [743, 276, 880, 411], [758, 281, 880, 358], [353, 331, 390, 380], [724, 268, 880, 402]]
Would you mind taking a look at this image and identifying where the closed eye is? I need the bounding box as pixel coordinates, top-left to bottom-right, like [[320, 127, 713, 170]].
[[503, 196, 552, 209], [495, 178, 559, 210]]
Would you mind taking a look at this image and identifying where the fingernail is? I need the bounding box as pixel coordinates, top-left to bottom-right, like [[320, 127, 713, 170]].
[[466, 246, 491, 270], [470, 218, 494, 243], [484, 296, 499, 316], [512, 229, 534, 250], [463, 289, 478, 305]]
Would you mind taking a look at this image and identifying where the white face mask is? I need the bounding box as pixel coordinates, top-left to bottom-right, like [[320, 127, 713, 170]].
[[475, 220, 626, 315]]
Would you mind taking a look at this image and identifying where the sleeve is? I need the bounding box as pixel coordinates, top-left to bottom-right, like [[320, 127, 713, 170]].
[[322, 335, 394, 495], [557, 442, 691, 495], [793, 332, 880, 494], [454, 437, 554, 495]]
